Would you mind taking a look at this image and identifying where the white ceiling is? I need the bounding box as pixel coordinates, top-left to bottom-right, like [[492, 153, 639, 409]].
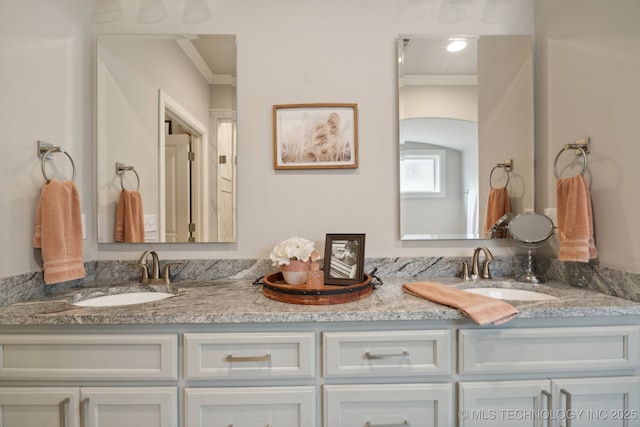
[[177, 34, 236, 85], [402, 36, 478, 77]]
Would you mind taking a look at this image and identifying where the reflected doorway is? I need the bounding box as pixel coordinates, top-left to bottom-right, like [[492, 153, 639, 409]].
[[160, 90, 208, 242], [164, 130, 193, 242], [210, 110, 236, 242]]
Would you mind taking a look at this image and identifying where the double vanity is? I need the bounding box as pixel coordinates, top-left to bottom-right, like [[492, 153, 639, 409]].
[[0, 261, 639, 427]]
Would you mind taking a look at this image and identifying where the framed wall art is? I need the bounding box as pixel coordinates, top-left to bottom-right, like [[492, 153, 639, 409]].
[[323, 233, 366, 285], [273, 103, 358, 170]]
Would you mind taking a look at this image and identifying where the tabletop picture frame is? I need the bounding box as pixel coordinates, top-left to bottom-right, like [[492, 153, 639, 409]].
[[273, 103, 358, 170], [323, 233, 366, 285]]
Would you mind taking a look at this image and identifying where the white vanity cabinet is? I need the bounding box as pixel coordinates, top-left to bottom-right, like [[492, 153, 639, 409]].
[[81, 387, 178, 427], [459, 378, 640, 427], [457, 326, 640, 427], [0, 334, 179, 427], [322, 330, 451, 378], [0, 334, 178, 381], [184, 386, 316, 427], [183, 332, 315, 380], [322, 330, 454, 427], [0, 387, 80, 427], [549, 377, 640, 426], [324, 383, 453, 427], [182, 332, 317, 427], [0, 387, 178, 427], [2, 318, 640, 427]]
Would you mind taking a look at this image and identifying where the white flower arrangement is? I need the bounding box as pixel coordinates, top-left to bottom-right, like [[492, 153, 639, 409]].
[[270, 236, 316, 266]]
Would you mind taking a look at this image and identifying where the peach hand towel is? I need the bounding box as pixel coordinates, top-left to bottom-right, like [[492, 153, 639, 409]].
[[33, 179, 86, 285], [484, 187, 511, 237], [402, 282, 518, 325], [114, 189, 145, 243], [556, 175, 597, 262]]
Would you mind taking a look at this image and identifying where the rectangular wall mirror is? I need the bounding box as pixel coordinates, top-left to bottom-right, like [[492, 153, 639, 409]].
[[398, 35, 534, 240], [97, 34, 237, 243]]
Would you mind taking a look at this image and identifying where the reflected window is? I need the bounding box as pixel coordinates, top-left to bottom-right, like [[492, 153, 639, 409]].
[[400, 149, 446, 198]]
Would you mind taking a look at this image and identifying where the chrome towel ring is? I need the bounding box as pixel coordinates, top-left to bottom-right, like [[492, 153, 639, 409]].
[[489, 159, 513, 189], [553, 144, 588, 180], [116, 162, 140, 191], [37, 141, 76, 182]]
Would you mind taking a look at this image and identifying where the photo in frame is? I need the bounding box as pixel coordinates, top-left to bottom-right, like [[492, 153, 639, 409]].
[[323, 234, 366, 285], [273, 103, 358, 170]]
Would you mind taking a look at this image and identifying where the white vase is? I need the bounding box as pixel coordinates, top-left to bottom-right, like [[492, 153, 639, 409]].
[[281, 259, 310, 285]]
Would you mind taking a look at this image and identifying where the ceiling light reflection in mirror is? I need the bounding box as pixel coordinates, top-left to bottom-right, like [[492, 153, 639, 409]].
[[446, 38, 468, 52], [97, 34, 237, 243]]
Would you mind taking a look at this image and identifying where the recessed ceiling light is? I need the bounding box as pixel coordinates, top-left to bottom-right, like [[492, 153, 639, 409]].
[[447, 39, 467, 52]]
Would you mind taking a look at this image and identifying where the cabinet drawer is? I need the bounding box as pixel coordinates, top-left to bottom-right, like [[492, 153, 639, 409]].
[[324, 383, 452, 427], [0, 387, 80, 426], [184, 386, 315, 427], [459, 326, 640, 374], [183, 332, 315, 379], [81, 386, 178, 427], [0, 334, 178, 380], [323, 330, 451, 377]]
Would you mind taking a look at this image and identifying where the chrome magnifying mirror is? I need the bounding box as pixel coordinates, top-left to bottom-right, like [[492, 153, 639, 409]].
[[508, 212, 554, 284]]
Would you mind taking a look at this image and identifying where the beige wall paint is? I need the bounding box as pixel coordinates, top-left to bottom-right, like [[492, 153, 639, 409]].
[[535, 0, 640, 272], [9, 1, 639, 277], [2, 0, 534, 277], [0, 1, 94, 277], [400, 85, 478, 122]]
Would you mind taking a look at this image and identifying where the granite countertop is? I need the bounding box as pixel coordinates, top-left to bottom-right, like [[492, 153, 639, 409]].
[[1, 276, 639, 325]]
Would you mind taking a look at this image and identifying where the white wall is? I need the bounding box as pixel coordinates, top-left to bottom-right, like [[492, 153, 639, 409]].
[[0, 1, 93, 277], [535, 0, 640, 273], [400, 85, 478, 122], [94, 0, 532, 262], [1, 0, 564, 279], [478, 35, 534, 226]]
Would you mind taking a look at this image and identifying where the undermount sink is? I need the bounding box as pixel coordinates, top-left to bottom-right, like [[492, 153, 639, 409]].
[[462, 287, 558, 301], [71, 288, 175, 307]]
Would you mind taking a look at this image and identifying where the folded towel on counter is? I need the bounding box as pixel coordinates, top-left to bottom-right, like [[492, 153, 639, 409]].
[[33, 179, 86, 285], [483, 187, 511, 237], [402, 282, 518, 325], [115, 189, 145, 243], [556, 175, 597, 262]]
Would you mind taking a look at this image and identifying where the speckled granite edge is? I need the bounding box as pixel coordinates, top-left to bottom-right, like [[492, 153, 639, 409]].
[[1, 256, 639, 307], [542, 258, 640, 302], [2, 276, 639, 326]]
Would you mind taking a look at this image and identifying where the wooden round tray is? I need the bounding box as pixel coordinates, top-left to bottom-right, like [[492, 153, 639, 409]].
[[262, 273, 373, 305]]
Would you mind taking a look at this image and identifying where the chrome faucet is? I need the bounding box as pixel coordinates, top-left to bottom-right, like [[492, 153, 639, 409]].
[[472, 247, 495, 280], [139, 249, 159, 283], [139, 250, 172, 284], [461, 247, 495, 281]]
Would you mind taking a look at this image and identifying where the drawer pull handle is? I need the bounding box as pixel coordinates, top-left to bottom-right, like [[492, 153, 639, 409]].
[[560, 389, 572, 427], [58, 397, 70, 427], [365, 350, 410, 360], [366, 420, 409, 427], [79, 398, 89, 427], [541, 390, 552, 427], [225, 354, 272, 363]]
